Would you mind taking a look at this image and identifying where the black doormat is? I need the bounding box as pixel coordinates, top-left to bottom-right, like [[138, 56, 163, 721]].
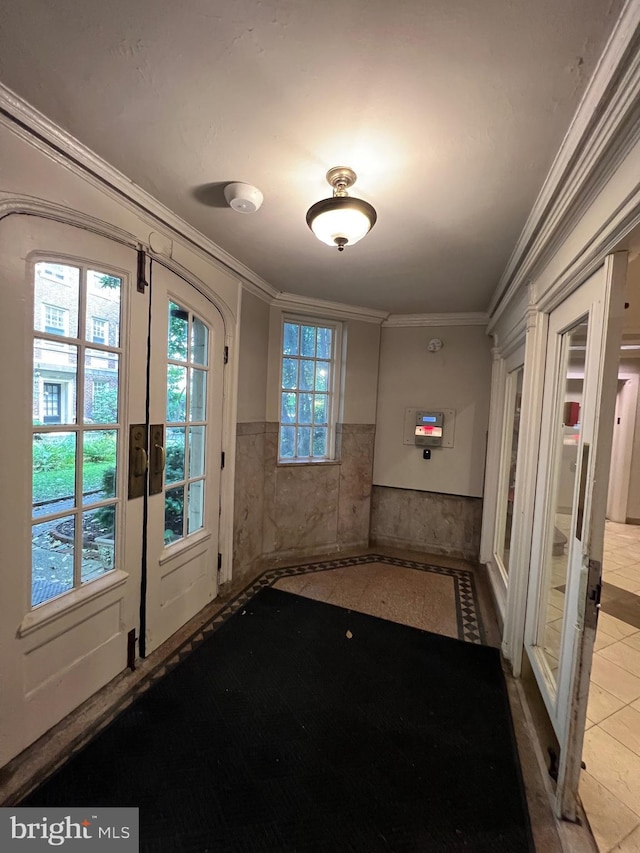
[[23, 588, 534, 852]]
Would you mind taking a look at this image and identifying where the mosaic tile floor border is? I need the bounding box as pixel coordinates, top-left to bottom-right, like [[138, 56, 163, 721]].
[[13, 554, 485, 803]]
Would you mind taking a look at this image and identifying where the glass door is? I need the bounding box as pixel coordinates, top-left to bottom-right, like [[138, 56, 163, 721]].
[[144, 261, 225, 655], [0, 216, 145, 767], [524, 254, 627, 819]]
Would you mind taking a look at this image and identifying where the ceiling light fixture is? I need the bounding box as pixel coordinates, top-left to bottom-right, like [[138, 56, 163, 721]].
[[306, 167, 377, 252]]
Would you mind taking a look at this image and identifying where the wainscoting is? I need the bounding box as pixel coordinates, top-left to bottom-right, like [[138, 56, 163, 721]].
[[370, 485, 483, 561], [233, 423, 375, 577]]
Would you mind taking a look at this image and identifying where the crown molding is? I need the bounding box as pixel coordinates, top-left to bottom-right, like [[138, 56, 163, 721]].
[[495, 314, 528, 358], [488, 0, 640, 324], [274, 292, 388, 324], [383, 312, 488, 328], [0, 82, 279, 303]]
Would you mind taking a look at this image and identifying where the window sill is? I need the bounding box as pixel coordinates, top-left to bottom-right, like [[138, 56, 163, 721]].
[[277, 459, 341, 467], [19, 569, 129, 637]]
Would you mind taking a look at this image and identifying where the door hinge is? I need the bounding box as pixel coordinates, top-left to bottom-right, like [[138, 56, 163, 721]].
[[221, 451, 225, 469], [127, 629, 137, 671], [585, 558, 602, 630], [223, 345, 229, 364], [217, 553, 222, 574], [136, 248, 148, 293]]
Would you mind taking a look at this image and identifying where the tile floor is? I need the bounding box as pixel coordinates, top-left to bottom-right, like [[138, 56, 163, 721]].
[[274, 559, 472, 641], [580, 521, 640, 852]]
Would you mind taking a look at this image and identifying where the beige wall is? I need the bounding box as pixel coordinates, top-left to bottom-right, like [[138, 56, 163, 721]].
[[341, 320, 381, 423], [236, 289, 270, 423], [373, 325, 492, 497]]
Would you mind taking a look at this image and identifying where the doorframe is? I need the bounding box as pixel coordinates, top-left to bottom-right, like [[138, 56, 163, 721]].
[[606, 371, 638, 521], [502, 304, 549, 676]]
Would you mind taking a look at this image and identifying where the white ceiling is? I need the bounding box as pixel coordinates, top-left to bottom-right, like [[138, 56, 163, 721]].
[[0, 0, 624, 314]]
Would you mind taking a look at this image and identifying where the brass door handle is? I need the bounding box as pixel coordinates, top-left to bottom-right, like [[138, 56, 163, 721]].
[[149, 424, 165, 496], [134, 447, 148, 477], [154, 443, 165, 473], [128, 424, 148, 500]]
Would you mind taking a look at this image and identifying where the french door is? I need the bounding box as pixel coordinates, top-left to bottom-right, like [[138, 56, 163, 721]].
[[524, 253, 627, 818], [144, 261, 224, 654], [0, 215, 224, 767]]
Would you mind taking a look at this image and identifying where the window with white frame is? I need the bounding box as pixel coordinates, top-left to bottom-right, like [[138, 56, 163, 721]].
[[279, 318, 341, 461], [91, 317, 108, 345], [43, 305, 68, 336]]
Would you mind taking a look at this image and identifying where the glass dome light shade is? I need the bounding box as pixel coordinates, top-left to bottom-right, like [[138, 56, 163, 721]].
[[306, 196, 377, 249]]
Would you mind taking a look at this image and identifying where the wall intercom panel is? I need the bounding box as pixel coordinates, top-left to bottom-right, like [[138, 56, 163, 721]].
[[403, 408, 456, 448], [414, 411, 444, 446]]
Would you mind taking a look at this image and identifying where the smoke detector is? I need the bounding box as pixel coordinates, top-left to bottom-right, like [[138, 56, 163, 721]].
[[224, 182, 264, 214]]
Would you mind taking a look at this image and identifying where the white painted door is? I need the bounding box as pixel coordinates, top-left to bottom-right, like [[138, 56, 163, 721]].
[[0, 215, 146, 766], [523, 253, 627, 819], [0, 218, 225, 767], [143, 261, 224, 654]]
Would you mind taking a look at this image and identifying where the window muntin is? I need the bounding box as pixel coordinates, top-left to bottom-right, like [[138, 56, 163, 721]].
[[279, 319, 340, 461], [31, 261, 123, 609]]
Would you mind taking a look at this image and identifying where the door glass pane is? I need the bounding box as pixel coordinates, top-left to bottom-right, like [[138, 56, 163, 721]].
[[500, 368, 524, 575], [537, 320, 588, 681], [32, 516, 75, 606], [165, 486, 185, 545], [166, 427, 186, 483], [82, 430, 117, 505], [168, 302, 188, 360], [33, 340, 78, 425], [191, 317, 208, 366], [188, 480, 204, 533], [34, 262, 80, 338], [81, 506, 116, 582], [167, 365, 187, 422], [189, 369, 207, 421], [189, 426, 206, 478], [86, 271, 121, 347], [85, 351, 119, 424], [32, 432, 77, 514]]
